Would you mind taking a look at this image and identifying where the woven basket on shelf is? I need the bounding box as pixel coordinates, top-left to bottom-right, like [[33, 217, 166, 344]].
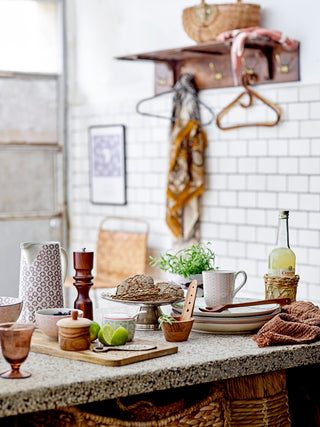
[[16, 385, 225, 427], [222, 370, 291, 426], [264, 274, 300, 302], [182, 0, 261, 43]]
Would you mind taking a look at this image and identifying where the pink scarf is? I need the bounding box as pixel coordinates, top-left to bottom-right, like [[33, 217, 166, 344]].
[[216, 27, 299, 85]]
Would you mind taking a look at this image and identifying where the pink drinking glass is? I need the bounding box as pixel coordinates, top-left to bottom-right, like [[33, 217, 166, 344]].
[[0, 323, 35, 379]]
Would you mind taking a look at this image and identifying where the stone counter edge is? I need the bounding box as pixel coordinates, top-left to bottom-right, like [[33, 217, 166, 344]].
[[1, 343, 320, 418]]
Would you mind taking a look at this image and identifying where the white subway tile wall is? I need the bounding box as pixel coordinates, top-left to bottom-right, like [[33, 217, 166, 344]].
[[69, 83, 320, 304]]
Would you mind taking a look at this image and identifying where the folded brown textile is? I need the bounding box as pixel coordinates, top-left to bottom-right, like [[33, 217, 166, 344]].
[[253, 301, 320, 347]]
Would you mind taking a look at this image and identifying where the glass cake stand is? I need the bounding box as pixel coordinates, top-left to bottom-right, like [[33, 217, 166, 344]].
[[100, 292, 183, 330]]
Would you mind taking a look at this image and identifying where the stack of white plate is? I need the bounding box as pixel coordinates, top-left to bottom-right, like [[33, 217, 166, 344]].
[[171, 297, 281, 334]]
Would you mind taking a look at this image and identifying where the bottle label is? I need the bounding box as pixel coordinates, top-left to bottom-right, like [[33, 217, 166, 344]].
[[268, 268, 295, 277]]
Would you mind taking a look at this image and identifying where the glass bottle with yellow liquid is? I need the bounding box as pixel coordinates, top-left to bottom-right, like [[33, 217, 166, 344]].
[[268, 210, 296, 277]]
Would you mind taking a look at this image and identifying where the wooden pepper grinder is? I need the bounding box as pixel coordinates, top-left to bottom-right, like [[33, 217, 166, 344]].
[[73, 248, 94, 320]]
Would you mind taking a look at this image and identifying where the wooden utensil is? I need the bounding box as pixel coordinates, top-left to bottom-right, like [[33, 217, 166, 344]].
[[160, 280, 198, 342], [198, 297, 291, 313], [180, 280, 198, 321], [92, 344, 157, 353]]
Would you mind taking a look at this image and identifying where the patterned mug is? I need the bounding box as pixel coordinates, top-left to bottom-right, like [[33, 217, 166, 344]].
[[203, 270, 247, 307], [19, 242, 68, 323]]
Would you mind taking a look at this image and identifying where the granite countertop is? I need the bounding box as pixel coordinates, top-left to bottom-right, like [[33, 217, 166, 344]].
[[1, 306, 320, 418]]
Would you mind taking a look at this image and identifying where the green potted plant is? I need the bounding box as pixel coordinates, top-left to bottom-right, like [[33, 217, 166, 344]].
[[158, 314, 177, 328], [149, 242, 217, 286]]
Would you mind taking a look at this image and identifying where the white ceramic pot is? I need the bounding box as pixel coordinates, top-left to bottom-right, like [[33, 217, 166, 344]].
[[166, 272, 204, 297], [167, 272, 203, 286]]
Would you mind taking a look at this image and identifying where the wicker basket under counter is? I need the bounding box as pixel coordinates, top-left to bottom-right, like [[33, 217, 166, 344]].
[[15, 371, 291, 426], [264, 274, 300, 302]]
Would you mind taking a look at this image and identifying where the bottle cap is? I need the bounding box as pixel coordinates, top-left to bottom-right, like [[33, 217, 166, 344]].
[[279, 210, 289, 218]]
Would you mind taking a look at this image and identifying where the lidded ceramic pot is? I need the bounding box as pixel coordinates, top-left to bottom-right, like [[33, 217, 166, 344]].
[[57, 310, 92, 351]]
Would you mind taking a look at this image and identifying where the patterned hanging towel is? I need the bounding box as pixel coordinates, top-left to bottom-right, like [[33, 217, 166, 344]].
[[166, 73, 208, 241]]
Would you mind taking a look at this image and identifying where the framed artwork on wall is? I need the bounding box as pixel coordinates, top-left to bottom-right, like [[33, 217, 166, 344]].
[[89, 124, 126, 205]]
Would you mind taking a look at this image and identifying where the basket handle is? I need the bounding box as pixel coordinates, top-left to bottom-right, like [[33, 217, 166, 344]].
[[117, 398, 157, 415]]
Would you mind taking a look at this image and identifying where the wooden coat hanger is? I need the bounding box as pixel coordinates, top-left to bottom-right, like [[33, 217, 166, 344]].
[[216, 73, 282, 131], [136, 86, 215, 127]]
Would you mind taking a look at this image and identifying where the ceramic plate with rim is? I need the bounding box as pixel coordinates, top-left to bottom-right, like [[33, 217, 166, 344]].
[[171, 307, 280, 324], [172, 297, 281, 318], [190, 317, 270, 334]]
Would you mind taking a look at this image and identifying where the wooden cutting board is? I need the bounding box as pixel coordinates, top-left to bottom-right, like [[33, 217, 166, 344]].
[[30, 330, 178, 366]]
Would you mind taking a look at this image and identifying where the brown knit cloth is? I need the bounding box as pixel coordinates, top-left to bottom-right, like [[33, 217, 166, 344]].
[[253, 301, 320, 347]]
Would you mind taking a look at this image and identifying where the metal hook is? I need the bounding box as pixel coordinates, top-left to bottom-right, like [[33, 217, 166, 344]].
[[241, 57, 256, 77], [275, 54, 289, 73], [209, 62, 223, 80]]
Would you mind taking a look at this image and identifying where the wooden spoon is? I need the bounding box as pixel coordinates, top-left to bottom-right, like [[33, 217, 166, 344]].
[[180, 280, 198, 321], [198, 297, 291, 313]]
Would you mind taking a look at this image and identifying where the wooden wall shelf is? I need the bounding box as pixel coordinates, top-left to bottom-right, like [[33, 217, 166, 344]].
[[117, 39, 300, 94]]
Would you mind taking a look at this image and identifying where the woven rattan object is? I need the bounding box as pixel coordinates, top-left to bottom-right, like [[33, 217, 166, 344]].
[[19, 385, 225, 426], [15, 372, 291, 426], [182, 0, 261, 43], [223, 370, 291, 426], [264, 274, 300, 302], [64, 217, 149, 291]]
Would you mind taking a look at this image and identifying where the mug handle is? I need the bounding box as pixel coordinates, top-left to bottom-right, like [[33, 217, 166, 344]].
[[233, 270, 247, 297], [60, 247, 68, 285]]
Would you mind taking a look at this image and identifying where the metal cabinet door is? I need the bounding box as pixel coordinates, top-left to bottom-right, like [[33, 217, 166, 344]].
[[0, 73, 66, 297]]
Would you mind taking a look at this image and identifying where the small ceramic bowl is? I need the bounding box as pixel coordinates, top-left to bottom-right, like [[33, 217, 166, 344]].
[[0, 297, 23, 323], [103, 312, 136, 341], [35, 308, 83, 340]]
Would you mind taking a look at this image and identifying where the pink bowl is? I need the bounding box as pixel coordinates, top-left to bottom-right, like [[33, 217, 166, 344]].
[[35, 308, 83, 340], [0, 297, 23, 323]]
